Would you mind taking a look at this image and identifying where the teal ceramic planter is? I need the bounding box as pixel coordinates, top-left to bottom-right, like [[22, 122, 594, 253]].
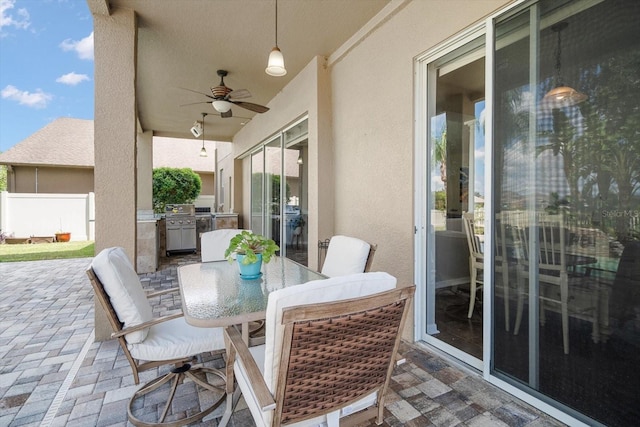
[[236, 253, 263, 279]]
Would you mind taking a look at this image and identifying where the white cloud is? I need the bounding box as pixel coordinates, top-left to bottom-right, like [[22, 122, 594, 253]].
[[56, 72, 90, 86], [1, 85, 53, 108], [60, 31, 94, 60], [0, 0, 31, 37]]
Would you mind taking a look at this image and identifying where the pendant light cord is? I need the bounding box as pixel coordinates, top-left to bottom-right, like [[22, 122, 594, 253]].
[[555, 29, 562, 82], [274, 0, 278, 47]]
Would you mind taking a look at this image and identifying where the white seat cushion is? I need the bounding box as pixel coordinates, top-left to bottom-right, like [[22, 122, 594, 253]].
[[321, 235, 371, 277], [201, 229, 249, 262], [91, 247, 153, 344], [129, 316, 225, 361]]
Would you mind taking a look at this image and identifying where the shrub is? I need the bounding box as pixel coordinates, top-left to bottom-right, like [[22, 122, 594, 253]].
[[152, 167, 202, 212]]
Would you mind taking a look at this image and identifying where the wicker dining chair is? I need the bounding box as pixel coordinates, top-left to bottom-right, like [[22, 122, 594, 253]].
[[220, 272, 414, 427], [87, 247, 227, 427]]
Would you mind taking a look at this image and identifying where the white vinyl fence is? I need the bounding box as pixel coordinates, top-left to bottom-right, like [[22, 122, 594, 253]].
[[0, 191, 95, 241]]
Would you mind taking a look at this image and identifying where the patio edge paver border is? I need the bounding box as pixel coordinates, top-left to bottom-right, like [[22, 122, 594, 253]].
[[40, 329, 95, 427]]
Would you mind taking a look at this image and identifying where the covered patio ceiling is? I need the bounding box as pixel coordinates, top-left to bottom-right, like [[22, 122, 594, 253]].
[[87, 0, 392, 142]]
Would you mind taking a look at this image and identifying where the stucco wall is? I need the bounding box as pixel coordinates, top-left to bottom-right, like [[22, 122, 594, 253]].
[[10, 166, 94, 194], [328, 0, 507, 286], [231, 57, 334, 269], [199, 172, 214, 195]]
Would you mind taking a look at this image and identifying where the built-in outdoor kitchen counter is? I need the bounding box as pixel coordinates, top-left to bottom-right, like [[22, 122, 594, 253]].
[[213, 213, 239, 229], [136, 210, 160, 274], [136, 206, 240, 273], [156, 208, 240, 261]]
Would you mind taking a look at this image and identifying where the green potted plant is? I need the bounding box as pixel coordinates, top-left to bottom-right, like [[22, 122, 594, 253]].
[[224, 230, 279, 279]]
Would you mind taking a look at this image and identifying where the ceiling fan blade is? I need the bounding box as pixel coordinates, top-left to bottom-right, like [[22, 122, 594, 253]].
[[231, 101, 270, 113], [179, 101, 211, 107], [179, 87, 215, 100], [221, 109, 233, 118], [227, 89, 252, 101]]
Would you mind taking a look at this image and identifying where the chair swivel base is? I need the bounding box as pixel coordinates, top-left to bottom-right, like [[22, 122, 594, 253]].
[[127, 363, 226, 427]]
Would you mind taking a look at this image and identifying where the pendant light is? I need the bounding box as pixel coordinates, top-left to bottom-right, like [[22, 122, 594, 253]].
[[543, 22, 587, 108], [199, 113, 208, 157], [266, 0, 286, 76]]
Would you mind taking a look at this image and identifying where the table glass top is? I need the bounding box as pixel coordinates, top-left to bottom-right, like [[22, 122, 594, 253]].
[[178, 257, 326, 325]]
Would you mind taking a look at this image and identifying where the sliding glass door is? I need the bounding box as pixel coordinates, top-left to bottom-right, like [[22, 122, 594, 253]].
[[421, 33, 487, 367], [493, 1, 640, 425], [249, 118, 309, 264]]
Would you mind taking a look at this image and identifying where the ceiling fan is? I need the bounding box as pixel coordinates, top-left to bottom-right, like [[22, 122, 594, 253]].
[[181, 70, 269, 118]]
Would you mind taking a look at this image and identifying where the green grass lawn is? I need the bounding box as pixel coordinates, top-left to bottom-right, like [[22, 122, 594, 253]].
[[0, 241, 95, 262]]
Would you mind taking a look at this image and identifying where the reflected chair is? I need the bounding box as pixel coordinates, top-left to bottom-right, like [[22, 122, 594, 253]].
[[220, 272, 414, 427], [87, 247, 226, 427], [463, 212, 515, 329], [511, 213, 599, 354], [462, 213, 485, 319], [319, 235, 377, 277], [201, 228, 249, 262]]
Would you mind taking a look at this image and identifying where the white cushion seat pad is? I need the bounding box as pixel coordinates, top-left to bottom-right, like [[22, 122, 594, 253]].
[[91, 247, 153, 344], [240, 271, 397, 426], [129, 316, 225, 362], [321, 235, 371, 277]]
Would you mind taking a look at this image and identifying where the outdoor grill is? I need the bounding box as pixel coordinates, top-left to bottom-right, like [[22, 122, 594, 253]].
[[165, 204, 196, 256]]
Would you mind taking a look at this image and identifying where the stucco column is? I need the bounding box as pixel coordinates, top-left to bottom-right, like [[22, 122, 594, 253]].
[[313, 58, 335, 270], [93, 8, 137, 341], [137, 130, 153, 212]]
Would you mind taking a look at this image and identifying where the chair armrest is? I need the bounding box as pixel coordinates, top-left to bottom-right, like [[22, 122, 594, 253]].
[[111, 312, 184, 339], [225, 326, 276, 411], [146, 287, 180, 298]]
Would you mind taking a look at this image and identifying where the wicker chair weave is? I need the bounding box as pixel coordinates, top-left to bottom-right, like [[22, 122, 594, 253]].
[[280, 299, 405, 424]]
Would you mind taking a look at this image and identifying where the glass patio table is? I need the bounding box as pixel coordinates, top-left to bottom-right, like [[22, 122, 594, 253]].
[[178, 256, 326, 342]]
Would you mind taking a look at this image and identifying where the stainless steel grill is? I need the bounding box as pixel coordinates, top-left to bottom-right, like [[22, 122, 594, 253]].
[[165, 204, 196, 256]]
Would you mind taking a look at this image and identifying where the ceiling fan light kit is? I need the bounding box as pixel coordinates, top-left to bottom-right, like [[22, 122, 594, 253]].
[[266, 0, 286, 76], [212, 100, 233, 113]]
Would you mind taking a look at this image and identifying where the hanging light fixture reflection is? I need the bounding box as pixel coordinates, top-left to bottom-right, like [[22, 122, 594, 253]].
[[543, 22, 587, 108], [200, 112, 208, 157], [266, 0, 286, 76]]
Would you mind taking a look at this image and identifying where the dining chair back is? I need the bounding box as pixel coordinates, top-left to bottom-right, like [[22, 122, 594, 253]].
[[509, 212, 599, 354], [462, 213, 485, 319], [201, 228, 250, 262], [88, 247, 226, 426], [320, 235, 376, 277], [223, 272, 414, 427]]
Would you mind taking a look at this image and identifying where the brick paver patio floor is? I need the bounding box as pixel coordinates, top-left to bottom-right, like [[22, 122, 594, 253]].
[[1, 256, 566, 426]]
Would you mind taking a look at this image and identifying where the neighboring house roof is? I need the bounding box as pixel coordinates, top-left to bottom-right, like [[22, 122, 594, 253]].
[[0, 118, 94, 168], [153, 136, 217, 173], [0, 118, 215, 172]]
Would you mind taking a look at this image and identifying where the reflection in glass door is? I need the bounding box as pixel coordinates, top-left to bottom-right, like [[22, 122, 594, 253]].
[[250, 150, 264, 236], [493, 1, 640, 424], [249, 118, 309, 263], [264, 137, 282, 250], [283, 120, 309, 265], [425, 36, 486, 363]]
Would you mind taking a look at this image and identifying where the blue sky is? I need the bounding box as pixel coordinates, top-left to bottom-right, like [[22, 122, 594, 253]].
[[0, 0, 93, 152]]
